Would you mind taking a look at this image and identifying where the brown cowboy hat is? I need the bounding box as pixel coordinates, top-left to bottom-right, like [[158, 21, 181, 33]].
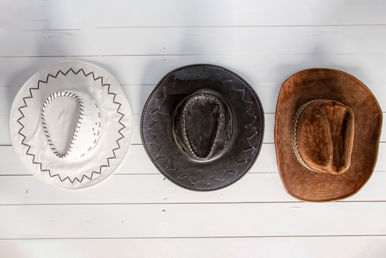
[[275, 68, 382, 202]]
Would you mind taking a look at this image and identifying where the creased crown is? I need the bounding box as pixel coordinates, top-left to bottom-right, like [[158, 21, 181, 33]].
[[41, 90, 102, 160], [291, 99, 355, 175], [173, 90, 232, 161]]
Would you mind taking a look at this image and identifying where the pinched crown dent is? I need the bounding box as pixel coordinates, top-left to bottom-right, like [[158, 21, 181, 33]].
[[291, 99, 355, 175], [173, 91, 233, 161]]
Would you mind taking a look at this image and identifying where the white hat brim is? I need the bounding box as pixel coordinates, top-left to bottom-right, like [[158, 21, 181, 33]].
[[9, 61, 132, 189]]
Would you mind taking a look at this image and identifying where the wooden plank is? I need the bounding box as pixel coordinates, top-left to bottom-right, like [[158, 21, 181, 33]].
[[0, 115, 10, 145], [1, 237, 385, 258], [2, 142, 386, 175], [1, 202, 386, 238], [1, 171, 386, 205], [3, 26, 386, 56], [0, 55, 385, 89], [17, 0, 386, 30], [0, 173, 292, 204]]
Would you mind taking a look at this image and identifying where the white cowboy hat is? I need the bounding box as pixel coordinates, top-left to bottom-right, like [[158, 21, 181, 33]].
[[9, 61, 132, 189]]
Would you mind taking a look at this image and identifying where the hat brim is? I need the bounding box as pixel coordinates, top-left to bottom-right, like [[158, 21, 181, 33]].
[[141, 64, 264, 191], [275, 68, 382, 201]]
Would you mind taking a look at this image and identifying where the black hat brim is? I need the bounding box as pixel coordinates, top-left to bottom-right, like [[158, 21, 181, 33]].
[[141, 64, 264, 191]]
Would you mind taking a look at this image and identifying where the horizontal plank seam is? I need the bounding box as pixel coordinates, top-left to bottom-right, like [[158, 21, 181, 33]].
[[2, 141, 386, 147], [96, 24, 386, 29], [2, 171, 386, 177], [1, 234, 386, 240], [2, 53, 386, 58], [0, 83, 384, 88], [0, 112, 276, 116], [19, 24, 386, 32], [0, 54, 224, 58], [2, 200, 386, 206], [2, 111, 385, 116]]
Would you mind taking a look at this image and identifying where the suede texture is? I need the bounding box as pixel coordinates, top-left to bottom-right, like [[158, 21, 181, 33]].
[[296, 100, 354, 175], [275, 69, 382, 202]]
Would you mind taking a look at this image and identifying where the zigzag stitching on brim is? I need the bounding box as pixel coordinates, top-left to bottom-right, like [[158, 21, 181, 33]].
[[16, 67, 126, 184]]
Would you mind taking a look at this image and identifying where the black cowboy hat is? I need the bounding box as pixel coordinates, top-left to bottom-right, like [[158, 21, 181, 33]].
[[141, 64, 264, 190]]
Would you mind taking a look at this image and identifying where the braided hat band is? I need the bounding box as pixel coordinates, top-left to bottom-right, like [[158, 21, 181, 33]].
[[290, 99, 326, 173]]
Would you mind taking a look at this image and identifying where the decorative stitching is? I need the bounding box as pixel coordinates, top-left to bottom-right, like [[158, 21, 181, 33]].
[[180, 93, 226, 160], [41, 91, 85, 159], [16, 68, 126, 184]]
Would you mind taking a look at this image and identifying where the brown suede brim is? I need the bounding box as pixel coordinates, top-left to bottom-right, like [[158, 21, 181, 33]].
[[275, 69, 382, 202]]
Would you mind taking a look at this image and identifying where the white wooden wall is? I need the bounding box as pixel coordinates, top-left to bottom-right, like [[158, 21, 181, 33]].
[[1, 0, 386, 257]]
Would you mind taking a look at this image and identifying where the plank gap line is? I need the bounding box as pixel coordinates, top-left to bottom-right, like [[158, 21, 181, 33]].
[[2, 234, 386, 240]]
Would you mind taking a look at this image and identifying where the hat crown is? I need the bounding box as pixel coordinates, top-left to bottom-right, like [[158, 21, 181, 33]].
[[41, 91, 102, 160], [292, 100, 355, 175], [173, 91, 232, 161]]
